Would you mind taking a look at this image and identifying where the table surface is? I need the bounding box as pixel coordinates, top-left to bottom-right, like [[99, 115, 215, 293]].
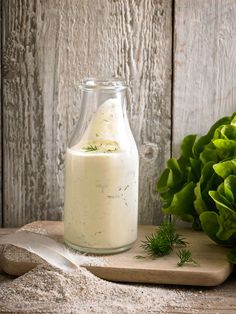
[[1, 228, 236, 313]]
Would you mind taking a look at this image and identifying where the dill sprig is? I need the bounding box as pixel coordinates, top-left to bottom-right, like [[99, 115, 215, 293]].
[[140, 221, 188, 258], [177, 248, 198, 267], [141, 233, 172, 257], [157, 221, 187, 247], [82, 144, 98, 152]]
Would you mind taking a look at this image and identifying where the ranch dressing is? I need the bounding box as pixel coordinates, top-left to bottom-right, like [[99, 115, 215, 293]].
[[64, 83, 139, 254]]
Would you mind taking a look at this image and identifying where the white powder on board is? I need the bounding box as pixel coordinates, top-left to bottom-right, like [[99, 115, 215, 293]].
[[0, 229, 192, 313], [0, 263, 192, 313], [0, 223, 216, 313]]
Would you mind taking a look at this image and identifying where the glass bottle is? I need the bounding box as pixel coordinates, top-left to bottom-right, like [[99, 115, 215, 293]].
[[64, 78, 139, 254]]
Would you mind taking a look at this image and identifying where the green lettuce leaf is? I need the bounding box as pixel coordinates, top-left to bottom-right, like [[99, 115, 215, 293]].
[[200, 211, 222, 244], [157, 112, 236, 250], [217, 206, 236, 240], [228, 248, 236, 263], [163, 181, 196, 223], [213, 159, 236, 179], [193, 116, 231, 158]]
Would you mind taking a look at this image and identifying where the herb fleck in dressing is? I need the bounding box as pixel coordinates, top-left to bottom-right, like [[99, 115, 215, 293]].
[[64, 98, 139, 253]]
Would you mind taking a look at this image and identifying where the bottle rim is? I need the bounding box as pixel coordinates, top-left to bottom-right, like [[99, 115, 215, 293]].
[[80, 77, 127, 91]]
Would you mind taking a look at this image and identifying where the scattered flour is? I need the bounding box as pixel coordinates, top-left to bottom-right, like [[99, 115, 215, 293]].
[[0, 263, 192, 313], [0, 223, 209, 313]]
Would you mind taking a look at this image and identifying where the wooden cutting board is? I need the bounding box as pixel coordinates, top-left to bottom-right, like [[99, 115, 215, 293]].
[[0, 221, 233, 286]]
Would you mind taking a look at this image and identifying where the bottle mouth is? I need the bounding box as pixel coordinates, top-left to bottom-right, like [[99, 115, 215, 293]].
[[80, 77, 127, 91]]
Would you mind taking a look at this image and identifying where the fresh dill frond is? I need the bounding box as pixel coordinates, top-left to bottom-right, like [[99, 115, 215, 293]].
[[82, 144, 98, 152], [173, 235, 188, 246], [138, 221, 197, 266], [140, 221, 187, 258], [157, 221, 188, 247], [141, 233, 172, 257], [176, 248, 198, 267]]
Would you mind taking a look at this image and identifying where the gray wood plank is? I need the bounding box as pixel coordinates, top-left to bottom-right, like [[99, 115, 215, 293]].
[[2, 0, 62, 227], [173, 0, 236, 156], [2, 0, 172, 227]]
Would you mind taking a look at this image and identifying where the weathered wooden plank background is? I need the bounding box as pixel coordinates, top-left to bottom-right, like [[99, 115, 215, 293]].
[[1, 0, 172, 227], [173, 0, 236, 155], [1, 0, 236, 227]]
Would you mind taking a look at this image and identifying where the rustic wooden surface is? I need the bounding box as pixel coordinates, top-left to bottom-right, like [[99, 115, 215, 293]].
[[0, 227, 236, 313], [87, 227, 233, 286], [1, 0, 172, 227], [1, 221, 233, 286], [173, 0, 236, 155]]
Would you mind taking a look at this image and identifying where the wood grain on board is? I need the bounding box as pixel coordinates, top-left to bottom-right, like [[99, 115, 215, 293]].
[[0, 221, 233, 286], [173, 0, 236, 156], [2, 0, 172, 227]]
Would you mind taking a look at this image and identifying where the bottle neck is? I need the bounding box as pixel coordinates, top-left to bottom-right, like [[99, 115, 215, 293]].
[[79, 77, 127, 114], [69, 88, 128, 149], [81, 88, 126, 109]]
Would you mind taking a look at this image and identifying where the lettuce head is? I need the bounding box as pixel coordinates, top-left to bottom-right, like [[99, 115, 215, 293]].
[[156, 112, 236, 262]]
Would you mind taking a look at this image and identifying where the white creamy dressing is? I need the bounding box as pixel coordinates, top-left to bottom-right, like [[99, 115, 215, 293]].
[[64, 99, 139, 252]]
